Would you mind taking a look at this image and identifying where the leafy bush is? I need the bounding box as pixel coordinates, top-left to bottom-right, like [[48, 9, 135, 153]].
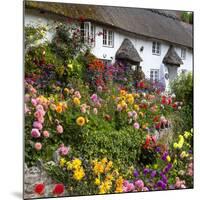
[[170, 72, 193, 132], [73, 126, 146, 171]]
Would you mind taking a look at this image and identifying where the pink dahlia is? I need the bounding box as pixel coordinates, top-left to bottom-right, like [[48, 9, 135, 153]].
[[33, 121, 43, 130], [31, 128, 41, 138], [56, 125, 63, 134], [34, 142, 42, 151]]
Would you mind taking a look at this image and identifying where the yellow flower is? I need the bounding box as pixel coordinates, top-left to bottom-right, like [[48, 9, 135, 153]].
[[134, 104, 139, 111], [76, 116, 86, 126], [99, 185, 106, 194], [73, 97, 80, 105], [153, 164, 158, 169], [66, 161, 73, 170], [120, 100, 127, 108], [59, 158, 66, 167], [126, 94, 134, 104], [101, 157, 108, 164], [73, 167, 85, 181], [104, 180, 112, 190], [115, 176, 123, 193], [94, 178, 101, 186], [64, 88, 69, 94], [184, 131, 191, 139], [139, 112, 144, 117], [93, 162, 104, 175], [173, 142, 178, 149], [166, 155, 171, 162], [180, 151, 189, 158], [56, 105, 62, 113], [173, 159, 177, 165], [72, 158, 82, 169]]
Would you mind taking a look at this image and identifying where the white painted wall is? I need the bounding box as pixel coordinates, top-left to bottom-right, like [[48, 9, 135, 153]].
[[25, 9, 193, 82]]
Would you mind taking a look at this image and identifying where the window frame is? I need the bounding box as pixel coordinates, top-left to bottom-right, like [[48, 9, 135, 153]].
[[102, 29, 114, 48], [80, 21, 95, 47], [150, 69, 160, 82], [152, 41, 161, 55]]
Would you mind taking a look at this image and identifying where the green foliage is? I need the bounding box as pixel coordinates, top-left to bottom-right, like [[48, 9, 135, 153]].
[[170, 72, 193, 105], [73, 126, 146, 171], [25, 25, 47, 50], [180, 12, 193, 24], [170, 72, 193, 132], [51, 23, 89, 62]]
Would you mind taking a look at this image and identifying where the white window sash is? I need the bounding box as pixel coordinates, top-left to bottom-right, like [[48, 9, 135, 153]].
[[82, 22, 95, 47], [103, 29, 113, 47]]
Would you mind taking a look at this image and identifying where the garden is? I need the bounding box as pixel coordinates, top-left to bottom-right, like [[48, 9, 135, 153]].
[[24, 20, 193, 198]]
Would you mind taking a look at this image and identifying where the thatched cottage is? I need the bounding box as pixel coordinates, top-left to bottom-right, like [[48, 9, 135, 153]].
[[24, 1, 193, 88]]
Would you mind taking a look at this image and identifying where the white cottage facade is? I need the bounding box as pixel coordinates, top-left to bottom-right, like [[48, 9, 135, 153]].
[[25, 2, 193, 89]]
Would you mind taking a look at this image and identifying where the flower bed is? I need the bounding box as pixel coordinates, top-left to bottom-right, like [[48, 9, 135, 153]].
[[24, 22, 193, 198]]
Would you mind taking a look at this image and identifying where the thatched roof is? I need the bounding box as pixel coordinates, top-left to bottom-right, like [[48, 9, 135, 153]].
[[25, 1, 193, 48], [163, 45, 183, 66], [115, 38, 142, 64]]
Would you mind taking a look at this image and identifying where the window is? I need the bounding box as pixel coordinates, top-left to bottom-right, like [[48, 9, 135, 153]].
[[101, 59, 112, 66], [152, 41, 161, 55], [150, 69, 159, 82], [80, 22, 95, 46], [181, 48, 186, 60], [103, 29, 114, 47]]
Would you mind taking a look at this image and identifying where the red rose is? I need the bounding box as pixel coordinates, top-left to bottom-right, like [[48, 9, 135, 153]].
[[168, 97, 172, 105], [138, 81, 145, 88], [52, 184, 64, 196], [34, 183, 45, 195], [161, 98, 166, 104]]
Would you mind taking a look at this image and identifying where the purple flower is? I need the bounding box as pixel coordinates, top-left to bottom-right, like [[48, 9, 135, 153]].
[[163, 163, 173, 174], [155, 146, 161, 152], [151, 170, 157, 178], [133, 170, 139, 177], [161, 174, 167, 184], [143, 168, 150, 175], [157, 180, 166, 190], [162, 151, 168, 161]]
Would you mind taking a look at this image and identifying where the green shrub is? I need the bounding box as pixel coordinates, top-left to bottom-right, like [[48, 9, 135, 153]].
[[72, 126, 146, 172], [170, 72, 193, 133]]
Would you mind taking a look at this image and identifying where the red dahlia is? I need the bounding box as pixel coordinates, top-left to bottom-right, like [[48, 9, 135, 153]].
[[52, 184, 65, 196], [34, 183, 45, 195]]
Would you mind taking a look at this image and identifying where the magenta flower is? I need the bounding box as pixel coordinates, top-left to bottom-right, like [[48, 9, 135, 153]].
[[135, 179, 144, 189], [58, 144, 70, 156], [90, 94, 98, 103], [133, 122, 140, 129], [31, 98, 38, 106], [31, 128, 41, 138], [33, 121, 43, 130]]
